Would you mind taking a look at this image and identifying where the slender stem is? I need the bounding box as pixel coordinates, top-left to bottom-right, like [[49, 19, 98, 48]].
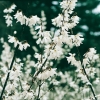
[[28, 44, 56, 91], [76, 43, 97, 100], [28, 56, 48, 91], [18, 76, 23, 92], [70, 29, 97, 100], [0, 45, 18, 100], [37, 81, 41, 100]]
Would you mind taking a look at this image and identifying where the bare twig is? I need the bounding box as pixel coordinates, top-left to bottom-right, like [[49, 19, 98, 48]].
[[0, 45, 19, 100]]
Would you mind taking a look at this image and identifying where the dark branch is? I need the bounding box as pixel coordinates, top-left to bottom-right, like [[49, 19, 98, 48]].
[[0, 45, 19, 100]]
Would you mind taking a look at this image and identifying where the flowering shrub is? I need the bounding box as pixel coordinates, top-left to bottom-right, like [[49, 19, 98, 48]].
[[0, 0, 100, 100]]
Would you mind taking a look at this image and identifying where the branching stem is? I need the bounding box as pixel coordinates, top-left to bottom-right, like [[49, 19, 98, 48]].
[[71, 29, 97, 100], [0, 45, 18, 100]]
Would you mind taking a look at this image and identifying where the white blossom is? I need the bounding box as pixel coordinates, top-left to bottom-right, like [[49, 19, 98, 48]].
[[8, 35, 19, 47], [60, 0, 77, 11], [4, 14, 13, 27], [24, 91, 33, 99], [84, 48, 98, 61], [23, 42, 30, 50], [8, 35, 16, 43], [49, 45, 63, 60], [10, 4, 16, 10], [83, 58, 89, 67], [26, 15, 40, 26], [14, 11, 26, 25], [52, 14, 63, 27], [53, 35, 63, 45], [37, 68, 56, 80], [18, 42, 30, 51], [3, 4, 16, 13], [70, 33, 84, 46], [36, 31, 51, 44], [66, 16, 79, 29], [66, 53, 76, 65]]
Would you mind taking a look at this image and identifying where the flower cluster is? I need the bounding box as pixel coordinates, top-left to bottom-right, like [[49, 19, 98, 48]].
[[14, 11, 40, 26], [83, 48, 99, 67], [3, 4, 16, 13], [37, 68, 56, 80], [4, 4, 40, 27], [66, 53, 81, 67], [8, 35, 30, 51], [3, 4, 16, 27], [52, 0, 79, 30]]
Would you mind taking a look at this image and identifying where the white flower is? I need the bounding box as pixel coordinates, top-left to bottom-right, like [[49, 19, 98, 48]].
[[3, 4, 16, 13], [23, 42, 30, 49], [71, 15, 79, 26], [66, 53, 76, 65], [14, 11, 26, 25], [36, 38, 41, 44], [36, 31, 51, 44], [10, 4, 16, 10], [60, 0, 77, 11], [83, 48, 99, 67], [18, 42, 30, 51], [3, 9, 8, 13], [53, 35, 63, 45], [94, 78, 100, 84], [70, 81, 78, 89], [83, 58, 89, 67], [44, 44, 51, 55], [67, 16, 79, 29], [6, 19, 12, 27], [4, 14, 13, 27], [34, 53, 41, 61], [6, 83, 16, 92], [18, 42, 24, 51], [49, 45, 63, 60], [26, 15, 40, 26], [84, 48, 97, 60], [52, 14, 63, 27], [4, 14, 12, 20], [9, 70, 20, 80], [62, 34, 74, 48], [24, 91, 33, 99], [37, 68, 56, 80], [70, 33, 84, 47], [89, 48, 96, 54], [16, 58, 21, 63], [8, 35, 19, 47], [42, 36, 51, 44]]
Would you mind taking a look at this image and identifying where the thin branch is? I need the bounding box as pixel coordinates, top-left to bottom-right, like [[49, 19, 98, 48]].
[[36, 81, 41, 100], [28, 56, 48, 91], [18, 76, 23, 92], [70, 29, 97, 100], [0, 45, 18, 100]]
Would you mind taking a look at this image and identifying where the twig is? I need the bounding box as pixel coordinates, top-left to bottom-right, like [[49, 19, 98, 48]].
[[70, 29, 97, 100], [36, 80, 41, 100], [18, 76, 23, 92], [28, 43, 56, 91], [28, 56, 48, 91], [0, 45, 18, 100]]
